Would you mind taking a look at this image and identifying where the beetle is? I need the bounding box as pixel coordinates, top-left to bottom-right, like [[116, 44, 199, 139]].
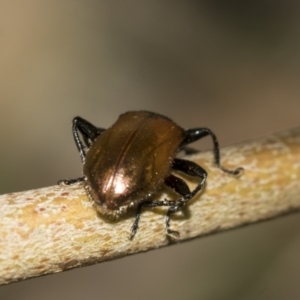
[[59, 111, 242, 239]]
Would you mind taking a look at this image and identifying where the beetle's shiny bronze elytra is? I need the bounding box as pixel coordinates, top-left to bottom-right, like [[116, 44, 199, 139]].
[[60, 111, 242, 239], [84, 111, 185, 218]]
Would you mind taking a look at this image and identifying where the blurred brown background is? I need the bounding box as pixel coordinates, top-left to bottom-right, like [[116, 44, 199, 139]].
[[1, 1, 300, 299]]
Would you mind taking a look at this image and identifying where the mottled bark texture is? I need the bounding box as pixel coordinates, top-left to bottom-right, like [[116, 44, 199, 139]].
[[1, 127, 300, 285]]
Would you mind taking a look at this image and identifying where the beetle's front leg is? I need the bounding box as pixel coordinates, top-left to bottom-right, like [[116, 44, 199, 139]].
[[72, 117, 105, 163], [130, 198, 178, 240], [58, 117, 106, 185]]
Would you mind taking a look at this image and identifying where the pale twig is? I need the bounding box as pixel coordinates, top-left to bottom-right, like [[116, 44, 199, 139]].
[[1, 127, 300, 285]]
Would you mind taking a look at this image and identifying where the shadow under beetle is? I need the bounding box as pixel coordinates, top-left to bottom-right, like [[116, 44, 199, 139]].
[[59, 111, 243, 239]]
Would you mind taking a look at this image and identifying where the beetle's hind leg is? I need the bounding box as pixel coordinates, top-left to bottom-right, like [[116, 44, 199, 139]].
[[181, 128, 243, 175]]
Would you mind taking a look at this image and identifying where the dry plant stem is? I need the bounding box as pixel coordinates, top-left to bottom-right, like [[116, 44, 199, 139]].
[[1, 128, 300, 285]]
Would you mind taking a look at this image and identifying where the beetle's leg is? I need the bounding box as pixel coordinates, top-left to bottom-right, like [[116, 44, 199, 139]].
[[130, 204, 143, 240], [181, 128, 243, 175], [164, 159, 207, 237], [72, 116, 105, 163], [130, 198, 179, 240], [58, 117, 105, 185], [171, 158, 207, 199], [164, 174, 191, 237], [130, 161, 207, 240], [57, 176, 85, 185], [130, 199, 172, 240]]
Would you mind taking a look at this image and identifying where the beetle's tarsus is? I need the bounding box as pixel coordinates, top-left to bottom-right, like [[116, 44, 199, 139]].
[[220, 166, 244, 176], [129, 229, 137, 240], [57, 177, 85, 185], [130, 221, 139, 240], [233, 167, 244, 176], [167, 228, 180, 239]]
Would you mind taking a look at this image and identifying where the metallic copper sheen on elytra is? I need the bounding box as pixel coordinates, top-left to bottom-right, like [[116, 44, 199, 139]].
[[83, 111, 185, 218]]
